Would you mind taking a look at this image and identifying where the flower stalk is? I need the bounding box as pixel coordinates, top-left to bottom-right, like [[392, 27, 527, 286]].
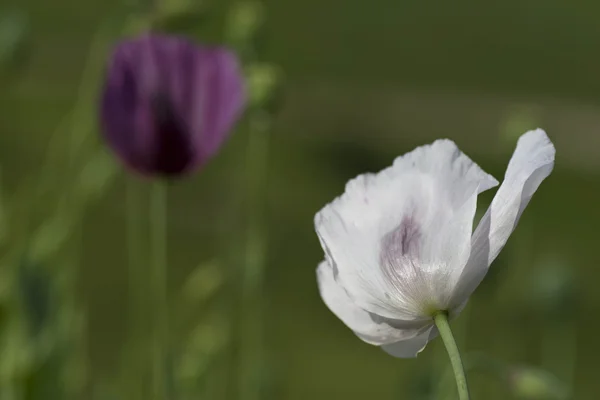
[[239, 111, 270, 400], [151, 181, 169, 400], [125, 179, 145, 400], [434, 312, 470, 400], [226, 2, 280, 399]]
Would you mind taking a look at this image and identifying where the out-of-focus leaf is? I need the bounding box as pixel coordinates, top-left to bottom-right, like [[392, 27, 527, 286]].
[[0, 321, 34, 384], [0, 9, 29, 73], [76, 149, 117, 204], [28, 215, 72, 263], [17, 258, 52, 339], [180, 260, 224, 306], [176, 316, 229, 387]]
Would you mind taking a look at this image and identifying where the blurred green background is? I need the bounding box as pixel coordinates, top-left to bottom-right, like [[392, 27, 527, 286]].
[[0, 0, 599, 399]]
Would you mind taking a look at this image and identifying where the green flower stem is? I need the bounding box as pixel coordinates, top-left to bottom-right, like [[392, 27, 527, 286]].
[[150, 181, 168, 400], [439, 353, 507, 400], [434, 312, 471, 400], [126, 179, 144, 400], [239, 112, 270, 400], [437, 304, 471, 398]]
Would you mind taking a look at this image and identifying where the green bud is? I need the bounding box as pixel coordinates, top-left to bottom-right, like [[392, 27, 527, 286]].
[[499, 104, 542, 147], [507, 367, 569, 399], [246, 63, 285, 113], [226, 1, 265, 51]]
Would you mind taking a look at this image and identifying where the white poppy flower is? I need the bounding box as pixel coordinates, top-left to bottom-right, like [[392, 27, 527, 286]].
[[315, 129, 555, 358]]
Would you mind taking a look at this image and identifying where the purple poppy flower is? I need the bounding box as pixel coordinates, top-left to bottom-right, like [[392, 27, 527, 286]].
[[100, 34, 246, 177]]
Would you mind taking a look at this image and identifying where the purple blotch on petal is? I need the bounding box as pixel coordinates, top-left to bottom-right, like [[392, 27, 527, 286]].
[[379, 213, 423, 290], [383, 215, 421, 259]]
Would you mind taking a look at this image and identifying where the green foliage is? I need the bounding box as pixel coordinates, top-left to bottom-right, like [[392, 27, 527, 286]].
[[0, 10, 29, 77], [0, 0, 596, 399]]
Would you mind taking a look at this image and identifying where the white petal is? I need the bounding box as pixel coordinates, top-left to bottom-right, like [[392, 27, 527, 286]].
[[450, 129, 555, 307], [317, 261, 430, 345], [381, 326, 438, 358], [315, 139, 498, 318]]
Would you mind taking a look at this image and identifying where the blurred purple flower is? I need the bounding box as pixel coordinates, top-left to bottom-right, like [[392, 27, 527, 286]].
[[100, 34, 246, 177]]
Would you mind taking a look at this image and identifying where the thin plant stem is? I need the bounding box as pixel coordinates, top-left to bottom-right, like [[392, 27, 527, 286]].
[[439, 352, 507, 400], [435, 304, 471, 398], [126, 179, 145, 400], [239, 114, 270, 400], [434, 312, 471, 400], [150, 181, 168, 400]]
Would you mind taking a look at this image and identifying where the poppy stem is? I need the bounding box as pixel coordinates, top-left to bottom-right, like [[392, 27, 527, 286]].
[[434, 311, 471, 400], [239, 113, 270, 400], [126, 180, 145, 399], [150, 181, 168, 400]]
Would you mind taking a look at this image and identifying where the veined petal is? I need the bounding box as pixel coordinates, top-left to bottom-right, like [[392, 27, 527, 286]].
[[317, 261, 430, 345], [381, 326, 438, 358], [450, 129, 555, 307], [315, 140, 498, 319]]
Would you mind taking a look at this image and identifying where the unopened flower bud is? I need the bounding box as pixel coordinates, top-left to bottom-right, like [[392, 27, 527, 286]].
[[100, 34, 246, 177], [246, 63, 284, 113]]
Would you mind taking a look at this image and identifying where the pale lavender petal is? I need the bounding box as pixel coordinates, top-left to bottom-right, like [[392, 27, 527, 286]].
[[381, 326, 438, 358], [317, 261, 431, 345], [450, 129, 555, 307], [315, 140, 498, 319]]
